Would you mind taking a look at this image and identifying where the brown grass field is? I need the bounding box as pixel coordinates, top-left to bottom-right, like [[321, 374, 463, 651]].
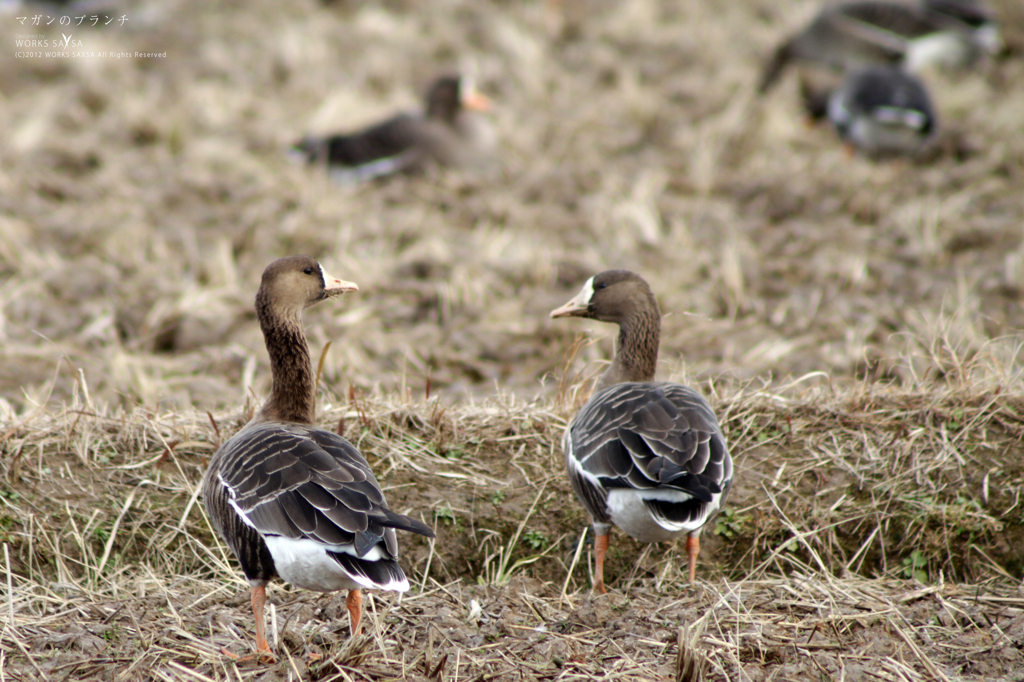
[[1, 0, 1024, 679]]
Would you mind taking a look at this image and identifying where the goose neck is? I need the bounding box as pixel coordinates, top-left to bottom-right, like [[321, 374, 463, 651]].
[[596, 308, 660, 391], [254, 303, 316, 425]]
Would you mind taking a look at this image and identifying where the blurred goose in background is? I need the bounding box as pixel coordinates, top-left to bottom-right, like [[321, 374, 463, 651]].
[[550, 270, 733, 592], [828, 65, 937, 156], [294, 75, 494, 185], [203, 256, 434, 659], [758, 0, 1003, 95]]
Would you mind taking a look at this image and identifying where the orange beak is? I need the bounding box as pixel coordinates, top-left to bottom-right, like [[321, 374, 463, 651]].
[[323, 271, 359, 298], [462, 90, 492, 112], [460, 79, 492, 112]]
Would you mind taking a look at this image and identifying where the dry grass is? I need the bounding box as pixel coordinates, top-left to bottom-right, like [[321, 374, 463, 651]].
[[1, 0, 1024, 679]]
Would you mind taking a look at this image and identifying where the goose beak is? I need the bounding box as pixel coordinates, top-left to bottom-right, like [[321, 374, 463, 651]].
[[323, 274, 359, 297], [551, 278, 594, 318], [460, 80, 492, 112], [463, 91, 492, 112], [550, 295, 589, 319]]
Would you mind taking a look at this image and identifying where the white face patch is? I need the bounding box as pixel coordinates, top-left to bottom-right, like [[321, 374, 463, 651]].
[[550, 275, 596, 318], [575, 276, 595, 307], [319, 263, 329, 286]]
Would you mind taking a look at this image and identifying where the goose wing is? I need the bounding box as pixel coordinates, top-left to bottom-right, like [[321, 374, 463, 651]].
[[295, 113, 424, 181], [213, 421, 434, 559], [565, 382, 732, 527], [759, 3, 912, 94], [828, 12, 914, 56], [838, 2, 943, 41]]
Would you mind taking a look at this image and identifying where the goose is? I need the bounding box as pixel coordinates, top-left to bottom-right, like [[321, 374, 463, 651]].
[[550, 270, 733, 592], [293, 75, 494, 184], [758, 0, 1002, 95], [828, 65, 936, 156], [202, 256, 435, 658]]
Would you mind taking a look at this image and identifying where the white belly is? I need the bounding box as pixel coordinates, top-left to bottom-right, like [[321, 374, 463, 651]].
[[263, 536, 408, 592], [606, 490, 694, 543], [849, 118, 925, 156]]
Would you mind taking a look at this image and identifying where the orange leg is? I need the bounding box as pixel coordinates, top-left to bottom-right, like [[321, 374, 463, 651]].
[[593, 532, 610, 594], [686, 535, 700, 584], [221, 585, 275, 663], [252, 584, 274, 657], [347, 589, 363, 636]]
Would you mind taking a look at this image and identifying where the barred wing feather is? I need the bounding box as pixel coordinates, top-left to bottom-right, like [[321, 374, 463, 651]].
[[565, 382, 732, 530], [215, 422, 433, 559]]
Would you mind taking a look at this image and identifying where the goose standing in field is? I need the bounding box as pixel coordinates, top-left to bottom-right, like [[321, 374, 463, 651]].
[[203, 256, 434, 658], [828, 65, 937, 156], [550, 270, 733, 592], [758, 0, 1003, 95], [293, 75, 494, 185]]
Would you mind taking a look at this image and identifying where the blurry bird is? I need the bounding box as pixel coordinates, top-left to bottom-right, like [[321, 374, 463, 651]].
[[828, 65, 937, 156], [294, 75, 494, 185], [758, 0, 1003, 95], [550, 270, 733, 592]]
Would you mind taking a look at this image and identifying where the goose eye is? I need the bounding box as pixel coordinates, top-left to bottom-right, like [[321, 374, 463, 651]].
[[596, 282, 608, 290], [303, 267, 314, 275]]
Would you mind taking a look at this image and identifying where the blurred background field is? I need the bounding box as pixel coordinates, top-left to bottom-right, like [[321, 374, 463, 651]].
[[1, 0, 1023, 411], [1, 0, 1024, 679]]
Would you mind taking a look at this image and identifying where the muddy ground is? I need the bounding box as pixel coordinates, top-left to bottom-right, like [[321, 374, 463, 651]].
[[1, 0, 1024, 680]]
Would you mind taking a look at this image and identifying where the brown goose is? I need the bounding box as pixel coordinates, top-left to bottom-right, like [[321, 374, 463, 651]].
[[758, 0, 1003, 96], [203, 256, 434, 658], [293, 75, 494, 184], [550, 270, 733, 592]]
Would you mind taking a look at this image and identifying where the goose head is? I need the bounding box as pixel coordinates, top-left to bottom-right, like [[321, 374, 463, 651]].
[[550, 270, 658, 325], [425, 75, 492, 122], [258, 255, 358, 314]]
